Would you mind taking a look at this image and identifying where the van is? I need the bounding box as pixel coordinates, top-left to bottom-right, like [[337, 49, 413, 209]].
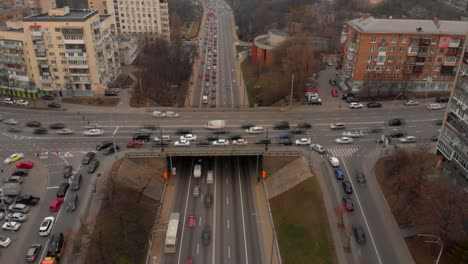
[[193, 164, 202, 178], [202, 95, 208, 104], [206, 170, 214, 184], [245, 126, 264, 134]]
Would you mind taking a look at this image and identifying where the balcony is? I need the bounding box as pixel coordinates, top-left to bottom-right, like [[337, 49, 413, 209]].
[[449, 39, 461, 48], [64, 37, 85, 44], [1, 43, 22, 49], [407, 48, 418, 56], [35, 52, 46, 58], [71, 76, 91, 83], [347, 53, 354, 61], [40, 76, 51, 83], [31, 31, 42, 37], [68, 63, 89, 69], [442, 59, 457, 66]]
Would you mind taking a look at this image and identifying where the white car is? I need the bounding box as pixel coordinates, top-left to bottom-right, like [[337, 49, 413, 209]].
[[0, 236, 11, 248], [212, 139, 229, 146], [335, 137, 353, 144], [6, 212, 27, 222], [427, 103, 445, 110], [310, 144, 326, 154], [399, 136, 416, 143], [329, 157, 340, 167], [348, 102, 363, 109], [4, 98, 15, 104], [404, 100, 419, 106], [342, 130, 364, 138], [245, 126, 263, 134], [2, 221, 20, 231], [84, 122, 102, 129], [152, 111, 166, 117], [57, 128, 73, 135], [39, 216, 55, 236], [154, 135, 171, 141], [233, 139, 248, 145], [174, 140, 190, 146], [330, 123, 345, 130], [295, 138, 311, 145], [3, 153, 24, 164], [180, 134, 197, 141], [16, 100, 29, 106], [83, 129, 104, 136], [165, 111, 179, 117], [4, 118, 18, 125]]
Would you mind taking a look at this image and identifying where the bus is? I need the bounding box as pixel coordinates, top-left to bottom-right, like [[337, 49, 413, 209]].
[[164, 212, 180, 253]]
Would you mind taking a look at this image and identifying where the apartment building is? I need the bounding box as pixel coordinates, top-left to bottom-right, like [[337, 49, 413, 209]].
[[113, 0, 170, 42], [15, 7, 121, 95], [340, 16, 468, 96], [437, 37, 468, 180], [0, 7, 30, 26], [17, 0, 56, 14], [87, 0, 114, 15]]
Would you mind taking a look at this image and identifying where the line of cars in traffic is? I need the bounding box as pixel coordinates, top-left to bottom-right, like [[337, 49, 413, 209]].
[[0, 118, 106, 136], [200, 7, 218, 107], [2, 95, 61, 108]]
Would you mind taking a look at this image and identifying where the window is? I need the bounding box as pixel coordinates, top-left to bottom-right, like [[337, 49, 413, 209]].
[[56, 36, 62, 40], [364, 73, 369, 79], [393, 74, 399, 79], [389, 47, 395, 52], [427, 57, 433, 62], [59, 52, 65, 56], [386, 66, 391, 71], [431, 38, 437, 44], [400, 47, 405, 53], [401, 37, 407, 43], [48, 44, 53, 48], [46, 36, 51, 41], [53, 68, 58, 72], [45, 28, 49, 32], [381, 37, 387, 43], [49, 52, 55, 56], [378, 47, 387, 53], [61, 60, 67, 64], [51, 60, 56, 65], [434, 66, 440, 72], [391, 37, 397, 43], [439, 48, 445, 53], [396, 65, 401, 71], [55, 28, 60, 32], [388, 56, 394, 62], [370, 46, 375, 52], [429, 47, 435, 53], [366, 65, 371, 71], [371, 37, 376, 43], [58, 44, 64, 49], [425, 66, 431, 71], [398, 56, 403, 63], [367, 56, 373, 61], [384, 74, 389, 79], [55, 76, 59, 80]]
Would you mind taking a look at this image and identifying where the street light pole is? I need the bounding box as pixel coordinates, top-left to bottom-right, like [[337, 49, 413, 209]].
[[417, 234, 443, 264], [289, 73, 294, 106]]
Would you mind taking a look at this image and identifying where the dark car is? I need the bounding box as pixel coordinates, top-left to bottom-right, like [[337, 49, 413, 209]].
[[356, 170, 366, 185], [96, 141, 113, 151], [227, 134, 242, 140], [47, 233, 64, 257], [387, 129, 406, 138], [33, 127, 48, 135], [329, 79, 337, 86], [273, 121, 290, 130], [56, 183, 69, 197], [212, 129, 228, 134], [104, 145, 120, 155], [366, 128, 382, 134], [26, 244, 42, 262], [197, 140, 211, 146], [70, 174, 82, 191], [41, 95, 54, 101], [433, 119, 443, 126], [291, 127, 306, 134], [342, 180, 353, 194], [345, 97, 360, 103], [255, 139, 271, 145], [133, 133, 150, 142], [342, 197, 354, 211], [7, 126, 21, 133], [203, 134, 219, 141], [15, 195, 40, 206], [240, 123, 255, 129], [88, 159, 100, 173], [66, 193, 78, 212], [366, 102, 382, 108], [176, 128, 192, 134], [12, 170, 28, 177], [81, 152, 95, 165], [435, 96, 449, 103], [26, 121, 41, 127], [297, 122, 312, 129], [204, 192, 213, 208], [49, 123, 65, 129], [353, 225, 366, 244], [388, 118, 404, 126], [201, 226, 211, 245], [63, 165, 73, 178], [47, 102, 61, 108], [278, 139, 293, 145]]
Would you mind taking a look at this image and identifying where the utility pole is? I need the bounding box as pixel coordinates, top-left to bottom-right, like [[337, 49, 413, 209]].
[[289, 73, 294, 106]]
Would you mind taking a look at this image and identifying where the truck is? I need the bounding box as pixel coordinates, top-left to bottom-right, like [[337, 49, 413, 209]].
[[0, 183, 21, 196], [206, 170, 214, 184], [205, 120, 225, 129], [193, 164, 202, 178]]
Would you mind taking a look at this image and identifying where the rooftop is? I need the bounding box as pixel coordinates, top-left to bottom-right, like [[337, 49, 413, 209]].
[[0, 7, 28, 16], [23, 8, 97, 22], [347, 16, 468, 35]]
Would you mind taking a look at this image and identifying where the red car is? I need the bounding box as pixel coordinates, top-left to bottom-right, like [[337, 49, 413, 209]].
[[198, 73, 203, 79], [205, 77, 209, 81], [331, 88, 339, 97], [187, 215, 196, 228], [16, 161, 34, 169], [127, 140, 144, 148], [49, 198, 64, 212], [342, 197, 354, 212]]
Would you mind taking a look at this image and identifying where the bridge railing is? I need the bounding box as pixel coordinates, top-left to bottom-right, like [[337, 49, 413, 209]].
[[124, 147, 302, 157]]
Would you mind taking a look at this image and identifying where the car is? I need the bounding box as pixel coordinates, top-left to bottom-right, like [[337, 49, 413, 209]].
[[240, 123, 255, 129], [7, 125, 21, 133], [202, 226, 211, 245], [273, 121, 290, 130], [388, 118, 404, 126], [88, 159, 100, 173], [63, 165, 73, 178], [255, 139, 271, 145], [133, 132, 150, 141], [6, 212, 27, 222], [342, 130, 364, 138], [104, 145, 120, 155], [345, 97, 360, 103], [193, 185, 200, 197], [335, 137, 353, 144], [329, 79, 337, 86], [39, 217, 55, 236], [16, 160, 34, 169], [435, 96, 449, 103], [387, 129, 406, 138], [4, 118, 18, 125], [138, 128, 154, 134], [187, 215, 196, 228], [233, 139, 248, 145], [15, 195, 40, 206], [356, 170, 366, 185], [212, 139, 229, 146], [47, 102, 61, 108], [246, 126, 264, 134], [404, 100, 419, 106], [152, 111, 166, 117], [335, 168, 344, 180], [49, 198, 64, 212], [366, 102, 382, 108], [0, 236, 11, 248], [26, 244, 42, 262], [57, 128, 73, 135], [0, 197, 13, 205], [353, 225, 366, 244], [47, 233, 64, 257], [12, 169, 28, 177], [366, 128, 382, 134], [154, 135, 171, 142], [8, 203, 29, 213], [26, 121, 41, 127], [33, 127, 48, 134], [342, 197, 354, 211], [166, 111, 179, 118], [83, 128, 104, 136], [227, 134, 242, 140], [96, 141, 113, 151], [330, 123, 345, 130], [152, 139, 170, 147], [197, 140, 211, 146], [49, 123, 65, 129], [82, 152, 95, 165], [127, 140, 144, 148], [3, 176, 23, 184], [4, 98, 15, 104], [56, 183, 70, 197], [175, 140, 190, 146], [84, 122, 102, 129], [180, 134, 197, 141], [329, 157, 340, 167], [431, 135, 439, 142], [70, 174, 82, 191], [295, 138, 311, 145], [297, 122, 312, 129], [348, 102, 363, 109], [204, 192, 213, 208], [42, 95, 55, 101], [331, 88, 339, 97], [176, 128, 192, 134], [399, 136, 416, 143], [66, 193, 78, 212], [308, 97, 322, 105], [342, 180, 353, 194], [280, 132, 292, 140], [2, 221, 20, 231], [310, 144, 326, 154], [433, 119, 443, 126], [427, 103, 445, 110]]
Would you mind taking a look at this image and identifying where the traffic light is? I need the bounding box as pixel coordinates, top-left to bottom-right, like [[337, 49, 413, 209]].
[[163, 171, 168, 180], [262, 170, 267, 179]]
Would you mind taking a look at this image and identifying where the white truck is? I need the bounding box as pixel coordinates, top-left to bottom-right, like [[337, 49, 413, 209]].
[[206, 170, 214, 184], [193, 164, 202, 178], [205, 120, 225, 129]]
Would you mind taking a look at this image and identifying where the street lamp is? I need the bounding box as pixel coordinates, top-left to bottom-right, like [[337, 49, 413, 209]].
[[417, 234, 443, 264], [379, 92, 404, 157]]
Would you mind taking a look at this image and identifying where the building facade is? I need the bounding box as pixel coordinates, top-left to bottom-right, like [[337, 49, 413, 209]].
[[251, 30, 289, 69], [341, 17, 468, 95], [18, 0, 56, 14], [0, 7, 30, 26], [437, 35, 468, 179], [118, 34, 144, 65], [87, 0, 114, 15], [113, 0, 170, 42]]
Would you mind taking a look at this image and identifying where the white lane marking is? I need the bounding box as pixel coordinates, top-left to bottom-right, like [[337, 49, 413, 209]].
[[236, 158, 249, 264], [226, 196, 229, 205], [212, 158, 217, 264], [113, 126, 119, 136], [177, 162, 194, 264], [197, 243, 200, 255], [46, 186, 59, 189], [227, 219, 230, 230], [199, 215, 202, 227], [228, 246, 231, 259], [341, 159, 383, 264]]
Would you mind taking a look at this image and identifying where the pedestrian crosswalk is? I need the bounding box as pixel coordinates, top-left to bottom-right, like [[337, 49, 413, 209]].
[[327, 147, 359, 157]]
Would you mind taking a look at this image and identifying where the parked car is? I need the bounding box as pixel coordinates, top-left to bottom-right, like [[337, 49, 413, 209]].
[[49, 198, 64, 212], [345, 97, 360, 103], [212, 139, 229, 146], [49, 123, 65, 129], [33, 128, 48, 135], [56, 183, 70, 197], [15, 195, 40, 206], [197, 140, 211, 146], [331, 88, 339, 97], [88, 159, 100, 173], [0, 236, 11, 248], [83, 129, 104, 136], [342, 180, 353, 194], [70, 174, 82, 191], [2, 221, 20, 231], [388, 118, 404, 126], [310, 144, 326, 154], [7, 126, 21, 133], [366, 102, 382, 108], [180, 134, 197, 141], [329, 157, 340, 167], [387, 129, 406, 138], [4, 153, 24, 164], [96, 141, 113, 151], [404, 100, 419, 106], [39, 217, 54, 236], [81, 152, 95, 165], [335, 168, 344, 180], [8, 203, 29, 213], [427, 103, 445, 110], [329, 79, 337, 86], [12, 170, 28, 177], [353, 225, 366, 244], [6, 212, 27, 222], [26, 244, 42, 262], [26, 121, 41, 127], [3, 176, 23, 184], [4, 118, 18, 125], [47, 102, 61, 108], [295, 138, 311, 145], [16, 161, 34, 169], [348, 102, 363, 109], [435, 96, 449, 103], [63, 165, 73, 178], [104, 145, 120, 155], [342, 197, 354, 211], [233, 139, 248, 145], [174, 140, 190, 146], [335, 137, 353, 144], [399, 136, 416, 143], [202, 226, 211, 245], [66, 193, 78, 212]]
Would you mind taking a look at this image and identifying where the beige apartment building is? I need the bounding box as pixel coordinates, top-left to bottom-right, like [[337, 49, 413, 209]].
[[0, 7, 121, 96], [340, 16, 468, 96], [87, 0, 114, 15]]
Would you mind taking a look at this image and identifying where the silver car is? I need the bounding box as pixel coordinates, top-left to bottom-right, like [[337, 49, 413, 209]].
[[6, 212, 27, 222]]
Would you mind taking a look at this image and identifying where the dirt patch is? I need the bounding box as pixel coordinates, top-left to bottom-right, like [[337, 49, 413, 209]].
[[270, 177, 336, 264], [263, 156, 298, 175], [62, 97, 119, 107]]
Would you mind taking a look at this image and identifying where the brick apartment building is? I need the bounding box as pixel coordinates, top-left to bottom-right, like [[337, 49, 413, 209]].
[[340, 16, 468, 96]]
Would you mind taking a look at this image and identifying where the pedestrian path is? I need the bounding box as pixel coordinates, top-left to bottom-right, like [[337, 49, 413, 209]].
[[327, 147, 359, 157]]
